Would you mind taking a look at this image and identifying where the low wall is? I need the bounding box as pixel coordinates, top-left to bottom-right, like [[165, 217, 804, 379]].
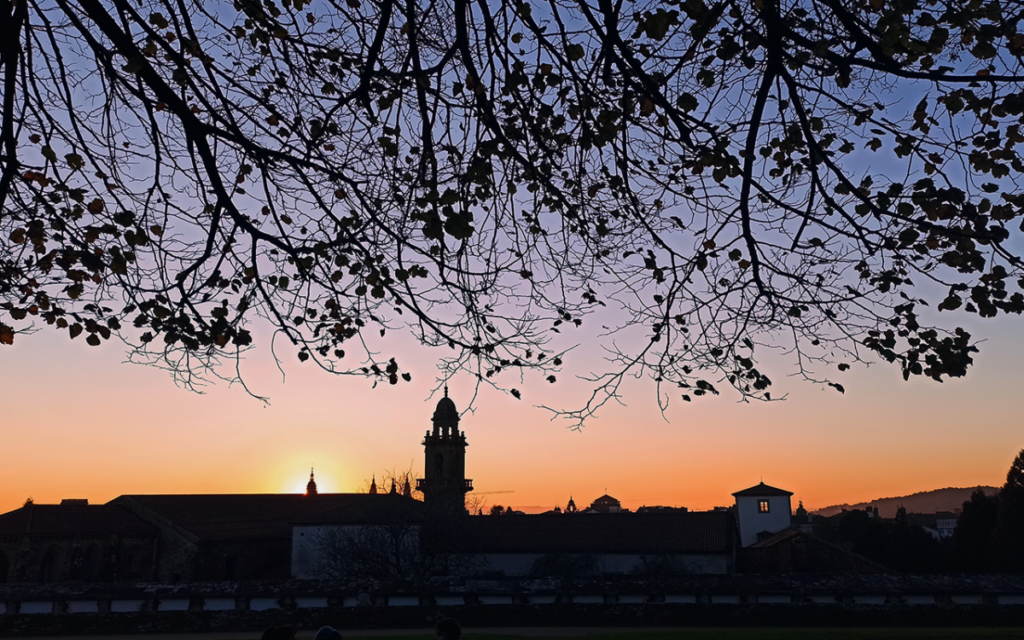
[[3, 575, 1024, 636]]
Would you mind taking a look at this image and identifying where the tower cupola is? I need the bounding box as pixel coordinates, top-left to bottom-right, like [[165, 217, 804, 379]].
[[306, 468, 318, 496], [431, 386, 460, 436]]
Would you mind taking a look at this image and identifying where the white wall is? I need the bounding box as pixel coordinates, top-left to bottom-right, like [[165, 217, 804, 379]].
[[291, 525, 323, 579], [291, 523, 420, 579], [735, 494, 791, 547]]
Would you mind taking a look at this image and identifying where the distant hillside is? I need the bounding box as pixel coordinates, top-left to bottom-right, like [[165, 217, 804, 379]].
[[812, 486, 999, 518]]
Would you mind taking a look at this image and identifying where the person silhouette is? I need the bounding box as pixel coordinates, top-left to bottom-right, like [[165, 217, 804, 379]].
[[314, 627, 343, 640], [260, 626, 296, 640], [435, 617, 461, 640]]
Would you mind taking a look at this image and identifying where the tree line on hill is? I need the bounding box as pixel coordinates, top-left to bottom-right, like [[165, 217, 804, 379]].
[[815, 449, 1024, 573], [812, 486, 999, 519]]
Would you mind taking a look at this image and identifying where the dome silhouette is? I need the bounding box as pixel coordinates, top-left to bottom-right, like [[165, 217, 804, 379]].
[[433, 395, 458, 422]]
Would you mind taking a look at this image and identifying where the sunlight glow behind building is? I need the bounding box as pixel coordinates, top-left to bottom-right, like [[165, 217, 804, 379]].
[[0, 312, 1021, 514]]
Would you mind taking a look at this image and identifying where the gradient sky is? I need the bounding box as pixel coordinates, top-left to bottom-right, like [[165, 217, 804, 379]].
[[0, 307, 1021, 516]]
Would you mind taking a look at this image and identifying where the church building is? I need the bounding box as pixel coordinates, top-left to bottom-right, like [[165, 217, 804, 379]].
[[0, 392, 822, 583]]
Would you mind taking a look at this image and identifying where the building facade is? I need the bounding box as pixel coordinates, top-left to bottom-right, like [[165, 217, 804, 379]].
[[0, 502, 157, 584], [1, 395, 814, 583], [733, 482, 794, 547]]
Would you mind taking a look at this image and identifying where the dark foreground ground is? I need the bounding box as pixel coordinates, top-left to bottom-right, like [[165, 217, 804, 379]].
[[24, 628, 1024, 640]]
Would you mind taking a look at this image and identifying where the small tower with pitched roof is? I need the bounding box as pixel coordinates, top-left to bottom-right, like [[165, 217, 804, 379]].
[[732, 481, 793, 546]]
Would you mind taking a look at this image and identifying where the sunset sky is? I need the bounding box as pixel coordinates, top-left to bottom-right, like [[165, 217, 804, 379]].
[[1, 308, 1020, 516]]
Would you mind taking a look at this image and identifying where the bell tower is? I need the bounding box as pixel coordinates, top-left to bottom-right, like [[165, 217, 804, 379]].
[[417, 388, 472, 513]]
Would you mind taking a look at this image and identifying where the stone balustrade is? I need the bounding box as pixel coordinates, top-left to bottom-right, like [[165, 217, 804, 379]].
[[4, 589, 1024, 615]]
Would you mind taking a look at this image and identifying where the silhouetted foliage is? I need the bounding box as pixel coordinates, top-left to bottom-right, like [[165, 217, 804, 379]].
[[315, 501, 477, 582], [361, 467, 421, 499], [995, 449, 1024, 571], [818, 509, 948, 573], [530, 552, 598, 577], [954, 487, 999, 571], [2, 0, 1023, 420], [632, 553, 691, 577], [953, 449, 1024, 572]]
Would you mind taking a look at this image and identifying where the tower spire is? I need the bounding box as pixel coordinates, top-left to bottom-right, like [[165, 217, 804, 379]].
[[306, 467, 318, 496]]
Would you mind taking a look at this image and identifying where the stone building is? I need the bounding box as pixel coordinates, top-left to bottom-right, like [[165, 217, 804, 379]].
[[416, 387, 472, 513], [0, 393, 823, 583], [454, 510, 735, 575], [295, 395, 738, 577], [0, 501, 157, 584], [111, 489, 393, 581], [587, 494, 624, 513]]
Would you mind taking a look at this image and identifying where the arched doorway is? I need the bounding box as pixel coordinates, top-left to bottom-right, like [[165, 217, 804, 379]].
[[82, 545, 102, 582], [122, 548, 138, 580], [40, 547, 60, 583]]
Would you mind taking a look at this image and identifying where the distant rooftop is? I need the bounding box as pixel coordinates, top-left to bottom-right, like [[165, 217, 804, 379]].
[[732, 482, 794, 497], [112, 493, 395, 541], [0, 503, 155, 537]]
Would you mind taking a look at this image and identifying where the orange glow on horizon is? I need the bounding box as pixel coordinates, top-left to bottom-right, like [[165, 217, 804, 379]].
[[0, 316, 1021, 516]]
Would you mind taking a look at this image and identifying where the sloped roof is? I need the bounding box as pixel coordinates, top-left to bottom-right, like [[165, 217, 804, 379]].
[[732, 482, 793, 497], [112, 493, 382, 541], [457, 511, 734, 554], [0, 504, 155, 537], [590, 494, 621, 505], [294, 494, 425, 525], [738, 528, 886, 574]]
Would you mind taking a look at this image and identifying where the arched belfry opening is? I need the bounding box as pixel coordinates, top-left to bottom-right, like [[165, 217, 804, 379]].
[[40, 547, 59, 584], [417, 387, 472, 513], [82, 545, 102, 582]]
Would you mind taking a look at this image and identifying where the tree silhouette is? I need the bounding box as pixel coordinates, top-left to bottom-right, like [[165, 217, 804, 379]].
[[996, 449, 1024, 570], [819, 508, 947, 572], [954, 487, 998, 571], [1, 0, 1022, 421], [954, 450, 1024, 572], [314, 498, 479, 581]]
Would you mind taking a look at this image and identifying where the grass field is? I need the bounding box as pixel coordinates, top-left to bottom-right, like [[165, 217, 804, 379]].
[[334, 630, 1024, 640], [31, 629, 1024, 640]]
